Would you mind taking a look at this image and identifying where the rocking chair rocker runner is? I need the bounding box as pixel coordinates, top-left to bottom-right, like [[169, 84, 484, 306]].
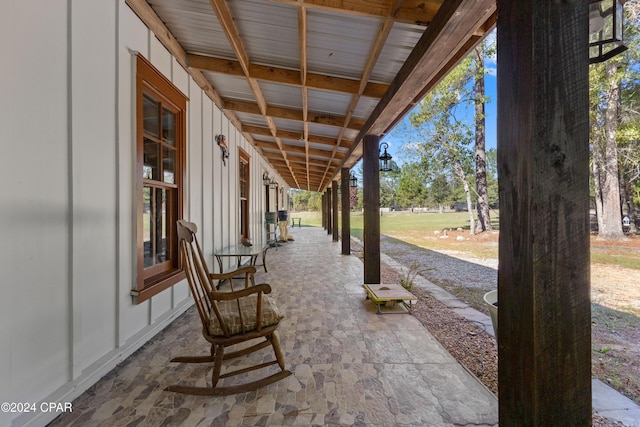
[[165, 220, 291, 396]]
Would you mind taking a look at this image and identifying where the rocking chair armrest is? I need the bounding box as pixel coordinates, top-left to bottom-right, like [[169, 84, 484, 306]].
[[209, 266, 257, 281], [212, 283, 272, 301]]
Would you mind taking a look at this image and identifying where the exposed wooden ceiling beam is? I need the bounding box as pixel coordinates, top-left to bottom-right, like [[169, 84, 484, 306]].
[[288, 163, 335, 173], [258, 142, 345, 160], [243, 125, 352, 148], [209, 0, 301, 188], [338, 0, 496, 173], [288, 157, 342, 167], [317, 3, 397, 190], [268, 0, 443, 26], [125, 0, 259, 154], [223, 99, 365, 130], [298, 5, 310, 188], [187, 54, 388, 99]]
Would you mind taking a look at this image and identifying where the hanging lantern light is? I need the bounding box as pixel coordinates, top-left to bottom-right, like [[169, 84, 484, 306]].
[[349, 173, 358, 188], [589, 0, 627, 64], [379, 142, 393, 172]]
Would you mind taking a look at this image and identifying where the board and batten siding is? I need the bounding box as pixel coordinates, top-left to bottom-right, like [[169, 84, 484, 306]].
[[0, 1, 285, 426]]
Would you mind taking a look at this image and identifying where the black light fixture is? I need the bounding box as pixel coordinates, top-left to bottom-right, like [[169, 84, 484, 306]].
[[589, 0, 627, 64], [263, 172, 276, 188], [379, 142, 393, 172], [349, 173, 358, 188]]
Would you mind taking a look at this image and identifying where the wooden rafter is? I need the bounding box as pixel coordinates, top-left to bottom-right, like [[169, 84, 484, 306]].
[[187, 55, 388, 99], [209, 0, 301, 189], [317, 2, 398, 190], [124, 0, 255, 153], [242, 125, 351, 148], [269, 0, 443, 26], [129, 0, 496, 190], [299, 4, 310, 188], [256, 141, 345, 160], [339, 0, 496, 174], [223, 99, 365, 131]]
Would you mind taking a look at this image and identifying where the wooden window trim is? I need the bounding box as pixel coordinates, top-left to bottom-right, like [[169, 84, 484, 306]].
[[132, 54, 187, 304], [239, 150, 250, 239]]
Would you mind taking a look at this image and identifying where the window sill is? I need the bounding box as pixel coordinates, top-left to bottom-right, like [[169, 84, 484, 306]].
[[131, 269, 185, 304]]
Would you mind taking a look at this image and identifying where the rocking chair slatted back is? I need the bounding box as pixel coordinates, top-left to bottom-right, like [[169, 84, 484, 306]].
[[177, 220, 230, 336]]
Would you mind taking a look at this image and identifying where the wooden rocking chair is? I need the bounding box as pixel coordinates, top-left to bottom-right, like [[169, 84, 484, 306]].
[[165, 220, 291, 396]]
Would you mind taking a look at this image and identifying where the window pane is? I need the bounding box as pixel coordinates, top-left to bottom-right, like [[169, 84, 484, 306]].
[[240, 162, 247, 198], [143, 186, 153, 268], [143, 94, 159, 137], [143, 138, 159, 180], [240, 200, 247, 235], [155, 188, 167, 264], [143, 186, 169, 268], [163, 146, 175, 184], [162, 107, 175, 146]]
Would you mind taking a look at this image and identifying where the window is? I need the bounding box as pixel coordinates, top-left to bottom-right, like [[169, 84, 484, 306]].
[[133, 54, 187, 303], [239, 150, 250, 239]]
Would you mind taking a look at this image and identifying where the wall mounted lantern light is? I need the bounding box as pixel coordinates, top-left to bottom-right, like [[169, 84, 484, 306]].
[[379, 142, 393, 172], [263, 172, 277, 188], [589, 0, 627, 64], [350, 173, 358, 188]]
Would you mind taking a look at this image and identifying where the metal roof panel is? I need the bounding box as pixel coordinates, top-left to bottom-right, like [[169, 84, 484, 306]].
[[371, 22, 425, 83], [229, 0, 300, 68], [306, 8, 382, 80], [149, 0, 235, 58]]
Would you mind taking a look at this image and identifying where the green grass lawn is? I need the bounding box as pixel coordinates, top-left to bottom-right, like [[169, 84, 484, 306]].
[[290, 210, 481, 235], [289, 210, 639, 270]]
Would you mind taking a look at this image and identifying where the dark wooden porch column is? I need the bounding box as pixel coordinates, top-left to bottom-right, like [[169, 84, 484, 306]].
[[497, 1, 591, 425], [321, 193, 326, 230], [332, 180, 339, 242], [326, 188, 332, 235], [363, 134, 380, 284], [341, 168, 351, 255]]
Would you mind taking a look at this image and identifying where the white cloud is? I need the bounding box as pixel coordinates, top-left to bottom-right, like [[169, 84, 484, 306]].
[[484, 30, 497, 76]]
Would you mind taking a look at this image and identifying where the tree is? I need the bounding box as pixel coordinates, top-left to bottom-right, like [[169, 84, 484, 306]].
[[410, 57, 478, 234], [616, 11, 640, 217], [430, 173, 451, 212], [396, 162, 429, 208], [473, 43, 492, 231], [308, 191, 322, 211], [380, 160, 401, 208], [590, 5, 640, 238], [485, 148, 499, 208]]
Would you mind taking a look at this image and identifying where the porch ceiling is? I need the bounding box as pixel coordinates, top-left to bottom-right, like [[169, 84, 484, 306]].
[[127, 0, 496, 191]]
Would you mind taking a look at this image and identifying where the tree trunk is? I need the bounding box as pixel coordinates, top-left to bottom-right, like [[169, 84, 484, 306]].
[[454, 162, 475, 235], [592, 137, 606, 234], [620, 173, 630, 215], [599, 61, 624, 239], [474, 45, 492, 232]]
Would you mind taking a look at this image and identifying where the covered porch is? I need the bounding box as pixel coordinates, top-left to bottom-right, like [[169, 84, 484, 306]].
[[3, 0, 604, 425], [50, 226, 498, 426]]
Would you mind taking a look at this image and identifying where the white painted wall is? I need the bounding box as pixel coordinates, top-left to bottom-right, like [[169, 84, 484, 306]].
[[0, 1, 289, 426]]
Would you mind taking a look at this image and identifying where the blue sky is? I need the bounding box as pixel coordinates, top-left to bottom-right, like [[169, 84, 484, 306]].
[[380, 33, 498, 164]]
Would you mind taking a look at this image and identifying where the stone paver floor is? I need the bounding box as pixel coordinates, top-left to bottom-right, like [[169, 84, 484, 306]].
[[50, 227, 498, 427]]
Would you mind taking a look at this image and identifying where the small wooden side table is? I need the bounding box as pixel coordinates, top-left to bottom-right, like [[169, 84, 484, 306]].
[[363, 284, 417, 314]]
